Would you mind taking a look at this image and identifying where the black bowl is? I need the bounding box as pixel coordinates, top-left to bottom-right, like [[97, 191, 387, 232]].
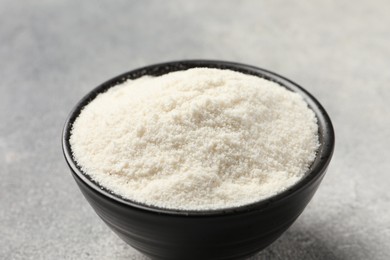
[[62, 60, 335, 260]]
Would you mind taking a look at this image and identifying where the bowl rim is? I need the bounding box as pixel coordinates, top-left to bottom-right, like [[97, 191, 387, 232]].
[[62, 59, 335, 217]]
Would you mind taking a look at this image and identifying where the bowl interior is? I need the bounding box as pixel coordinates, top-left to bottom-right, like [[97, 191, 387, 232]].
[[62, 60, 335, 216]]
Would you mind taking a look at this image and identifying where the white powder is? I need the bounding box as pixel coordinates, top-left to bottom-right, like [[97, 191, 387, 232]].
[[70, 68, 319, 210]]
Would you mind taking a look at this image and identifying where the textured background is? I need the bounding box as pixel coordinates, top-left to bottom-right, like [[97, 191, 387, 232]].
[[1, 0, 389, 259]]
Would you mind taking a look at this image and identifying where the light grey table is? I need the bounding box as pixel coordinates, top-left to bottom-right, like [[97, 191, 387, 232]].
[[1, 1, 389, 259]]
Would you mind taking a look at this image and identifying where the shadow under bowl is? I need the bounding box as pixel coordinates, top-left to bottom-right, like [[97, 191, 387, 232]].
[[62, 60, 335, 260]]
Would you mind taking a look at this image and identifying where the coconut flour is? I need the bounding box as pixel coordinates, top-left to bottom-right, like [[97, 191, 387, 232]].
[[70, 68, 319, 210]]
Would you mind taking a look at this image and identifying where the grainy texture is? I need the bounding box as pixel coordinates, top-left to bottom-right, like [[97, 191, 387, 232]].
[[70, 68, 319, 210], [0, 0, 389, 259]]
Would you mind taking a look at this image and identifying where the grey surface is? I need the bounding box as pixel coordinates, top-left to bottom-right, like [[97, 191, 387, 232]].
[[1, 0, 389, 259]]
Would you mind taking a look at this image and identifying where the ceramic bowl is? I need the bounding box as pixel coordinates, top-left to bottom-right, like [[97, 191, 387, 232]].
[[62, 60, 335, 260]]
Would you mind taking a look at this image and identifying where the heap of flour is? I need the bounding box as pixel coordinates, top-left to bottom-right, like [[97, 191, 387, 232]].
[[70, 68, 319, 210]]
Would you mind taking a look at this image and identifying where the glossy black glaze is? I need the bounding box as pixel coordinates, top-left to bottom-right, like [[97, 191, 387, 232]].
[[62, 60, 335, 260]]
